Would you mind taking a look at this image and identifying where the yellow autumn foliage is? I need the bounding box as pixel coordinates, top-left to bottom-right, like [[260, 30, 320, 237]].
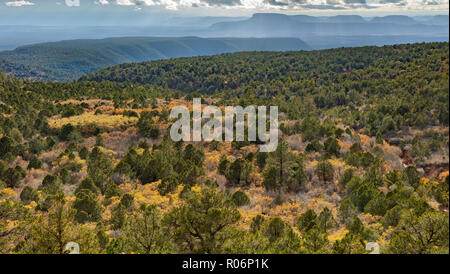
[[97, 146, 117, 157], [439, 170, 449, 181], [1, 188, 17, 197], [48, 112, 137, 131], [420, 177, 439, 186], [191, 185, 202, 193], [25, 201, 37, 210], [119, 181, 184, 213], [328, 227, 348, 242]]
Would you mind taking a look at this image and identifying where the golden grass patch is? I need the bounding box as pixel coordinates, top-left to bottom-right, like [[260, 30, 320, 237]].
[[49, 113, 138, 132]]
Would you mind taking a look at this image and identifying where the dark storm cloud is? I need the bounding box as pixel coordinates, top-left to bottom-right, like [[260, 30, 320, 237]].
[[343, 0, 366, 4], [301, 4, 346, 9], [201, 0, 242, 6], [290, 0, 308, 3], [266, 0, 289, 6]]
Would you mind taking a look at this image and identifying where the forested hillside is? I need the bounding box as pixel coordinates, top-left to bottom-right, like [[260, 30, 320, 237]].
[[0, 42, 448, 254], [83, 43, 449, 134], [0, 37, 310, 82], [82, 42, 448, 93], [0, 57, 44, 80]]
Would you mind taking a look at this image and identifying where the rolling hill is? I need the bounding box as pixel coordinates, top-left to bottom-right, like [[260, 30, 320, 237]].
[[0, 36, 311, 82], [80, 42, 449, 96]]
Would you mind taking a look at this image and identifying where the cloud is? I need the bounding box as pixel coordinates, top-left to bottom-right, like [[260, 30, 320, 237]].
[[5, 0, 35, 6], [206, 0, 242, 6], [423, 0, 441, 4], [107, 0, 450, 10], [266, 0, 289, 5], [116, 0, 137, 5], [5, 0, 447, 11], [301, 4, 347, 9], [115, 0, 241, 8], [65, 0, 80, 6], [95, 0, 111, 4], [343, 0, 366, 4]]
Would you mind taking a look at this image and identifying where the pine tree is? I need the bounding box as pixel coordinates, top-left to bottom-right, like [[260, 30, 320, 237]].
[[262, 139, 298, 193]]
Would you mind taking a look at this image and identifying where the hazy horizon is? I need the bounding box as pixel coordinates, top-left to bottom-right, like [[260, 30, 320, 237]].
[[0, 0, 448, 26], [0, 1, 448, 52]]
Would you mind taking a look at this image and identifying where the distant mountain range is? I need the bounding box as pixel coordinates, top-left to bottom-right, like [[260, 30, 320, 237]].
[[0, 14, 447, 51], [209, 13, 448, 49], [211, 13, 449, 36], [0, 36, 310, 82]]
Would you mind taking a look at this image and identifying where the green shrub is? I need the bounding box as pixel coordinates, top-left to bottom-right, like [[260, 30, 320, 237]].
[[232, 190, 250, 207]]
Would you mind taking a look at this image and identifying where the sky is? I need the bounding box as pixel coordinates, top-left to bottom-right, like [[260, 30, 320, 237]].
[[0, 0, 448, 13], [0, 0, 448, 26]]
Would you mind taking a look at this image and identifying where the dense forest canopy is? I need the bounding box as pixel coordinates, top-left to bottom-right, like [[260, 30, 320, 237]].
[[81, 42, 448, 93], [0, 42, 448, 254]]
